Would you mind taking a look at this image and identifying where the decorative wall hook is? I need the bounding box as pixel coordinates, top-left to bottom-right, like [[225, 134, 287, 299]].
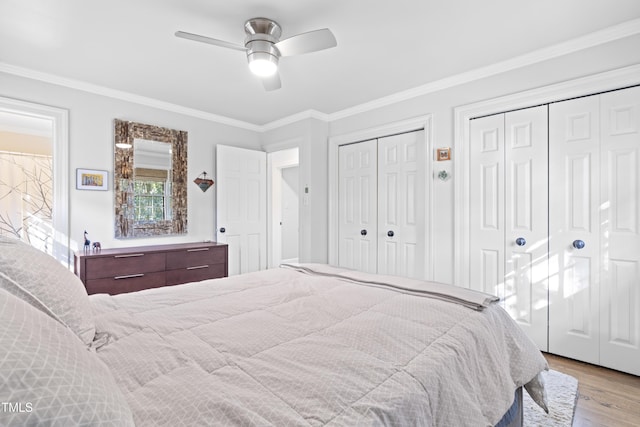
[[437, 170, 450, 181], [194, 171, 214, 192]]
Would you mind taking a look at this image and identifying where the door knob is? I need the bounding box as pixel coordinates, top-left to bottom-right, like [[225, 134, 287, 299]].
[[387, 230, 394, 237], [360, 229, 367, 236], [572, 240, 585, 249], [515, 237, 526, 247], [219, 227, 226, 233]]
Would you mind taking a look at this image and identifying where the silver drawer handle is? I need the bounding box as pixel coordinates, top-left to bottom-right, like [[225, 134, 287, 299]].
[[187, 265, 209, 270], [114, 253, 144, 258], [187, 248, 210, 252], [114, 273, 144, 280]]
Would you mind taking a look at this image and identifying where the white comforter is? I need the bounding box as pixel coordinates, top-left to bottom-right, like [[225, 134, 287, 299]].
[[90, 265, 547, 426]]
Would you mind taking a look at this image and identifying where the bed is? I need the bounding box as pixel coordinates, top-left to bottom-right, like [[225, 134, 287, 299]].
[[0, 237, 548, 426]]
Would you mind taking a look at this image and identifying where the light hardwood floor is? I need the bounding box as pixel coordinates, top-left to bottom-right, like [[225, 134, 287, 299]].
[[543, 353, 640, 427]]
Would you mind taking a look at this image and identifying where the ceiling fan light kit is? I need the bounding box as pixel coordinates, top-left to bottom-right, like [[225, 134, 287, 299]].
[[248, 54, 278, 77], [246, 42, 280, 77], [175, 17, 336, 91]]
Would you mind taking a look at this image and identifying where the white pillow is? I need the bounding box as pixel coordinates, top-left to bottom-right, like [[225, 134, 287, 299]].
[[0, 236, 95, 345], [0, 288, 134, 426]]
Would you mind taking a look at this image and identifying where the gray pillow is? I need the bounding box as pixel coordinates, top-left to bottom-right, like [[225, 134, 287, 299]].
[[0, 288, 134, 426], [0, 236, 95, 345]]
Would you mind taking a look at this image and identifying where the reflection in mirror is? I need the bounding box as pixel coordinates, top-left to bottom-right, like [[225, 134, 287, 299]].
[[114, 120, 187, 238], [133, 139, 173, 222]]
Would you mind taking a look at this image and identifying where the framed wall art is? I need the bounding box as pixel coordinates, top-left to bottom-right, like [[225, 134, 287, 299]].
[[76, 168, 108, 191]]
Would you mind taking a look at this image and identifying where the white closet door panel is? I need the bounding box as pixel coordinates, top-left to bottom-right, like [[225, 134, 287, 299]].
[[377, 131, 424, 279], [504, 106, 549, 350], [338, 140, 378, 273], [470, 115, 505, 298], [216, 145, 267, 276], [549, 96, 600, 364], [599, 86, 640, 375]]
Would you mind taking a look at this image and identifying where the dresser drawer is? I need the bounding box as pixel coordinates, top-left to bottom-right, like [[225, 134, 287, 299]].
[[166, 263, 226, 286], [166, 246, 227, 269], [85, 252, 166, 280], [85, 271, 166, 295]]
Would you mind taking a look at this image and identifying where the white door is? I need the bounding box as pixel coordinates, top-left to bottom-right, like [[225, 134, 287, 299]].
[[338, 140, 378, 273], [549, 96, 601, 363], [469, 114, 506, 299], [504, 106, 549, 350], [377, 131, 425, 279], [216, 145, 267, 276], [470, 106, 549, 350], [599, 86, 640, 375]]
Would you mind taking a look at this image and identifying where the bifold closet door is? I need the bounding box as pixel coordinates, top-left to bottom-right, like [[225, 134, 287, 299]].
[[470, 114, 505, 298], [469, 105, 549, 351], [338, 139, 378, 273], [548, 96, 601, 364], [377, 131, 425, 279], [600, 87, 640, 375], [549, 86, 640, 375], [599, 86, 640, 375], [338, 131, 424, 278]]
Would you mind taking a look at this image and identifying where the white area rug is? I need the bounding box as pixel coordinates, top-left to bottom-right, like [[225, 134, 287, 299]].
[[524, 369, 578, 427]]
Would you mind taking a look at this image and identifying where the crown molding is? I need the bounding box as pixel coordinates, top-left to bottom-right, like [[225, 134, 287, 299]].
[[0, 62, 262, 132], [2, 18, 639, 133], [325, 17, 640, 122], [260, 109, 329, 132]]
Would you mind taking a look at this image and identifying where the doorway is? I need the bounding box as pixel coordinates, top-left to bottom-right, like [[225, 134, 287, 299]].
[[280, 166, 299, 263], [268, 147, 299, 267], [0, 97, 69, 265]]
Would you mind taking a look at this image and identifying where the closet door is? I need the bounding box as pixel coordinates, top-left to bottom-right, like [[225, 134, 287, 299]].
[[548, 96, 601, 364], [338, 140, 378, 273], [469, 114, 506, 298], [470, 106, 548, 350], [377, 131, 425, 279], [599, 86, 640, 375], [504, 106, 548, 350]]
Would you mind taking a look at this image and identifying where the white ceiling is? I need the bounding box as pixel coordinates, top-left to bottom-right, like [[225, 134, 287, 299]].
[[2, 0, 640, 126]]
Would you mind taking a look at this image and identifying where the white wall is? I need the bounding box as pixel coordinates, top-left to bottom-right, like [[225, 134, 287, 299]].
[[327, 34, 640, 284], [281, 166, 299, 261], [2, 34, 640, 280], [0, 72, 262, 251]]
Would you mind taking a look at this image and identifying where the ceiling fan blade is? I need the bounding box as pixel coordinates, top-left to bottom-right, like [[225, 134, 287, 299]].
[[175, 31, 247, 52], [275, 28, 337, 57], [262, 73, 281, 91]]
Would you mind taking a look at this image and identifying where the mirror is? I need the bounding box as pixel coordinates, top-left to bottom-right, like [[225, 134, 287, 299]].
[[114, 119, 187, 238]]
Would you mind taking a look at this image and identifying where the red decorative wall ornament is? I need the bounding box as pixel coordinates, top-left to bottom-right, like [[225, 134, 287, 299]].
[[193, 171, 214, 192]]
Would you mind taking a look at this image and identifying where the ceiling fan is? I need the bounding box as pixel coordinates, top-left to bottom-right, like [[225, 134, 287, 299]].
[[175, 17, 337, 91]]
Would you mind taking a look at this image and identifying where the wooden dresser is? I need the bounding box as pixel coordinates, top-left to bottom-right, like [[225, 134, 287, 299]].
[[74, 242, 228, 295]]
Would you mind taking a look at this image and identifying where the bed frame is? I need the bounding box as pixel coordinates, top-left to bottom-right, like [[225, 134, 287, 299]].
[[495, 387, 523, 427]]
